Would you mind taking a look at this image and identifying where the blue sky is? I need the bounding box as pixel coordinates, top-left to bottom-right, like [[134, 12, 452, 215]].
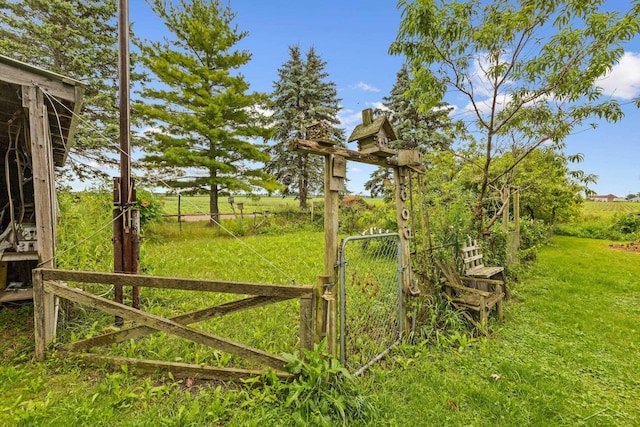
[[130, 0, 640, 197]]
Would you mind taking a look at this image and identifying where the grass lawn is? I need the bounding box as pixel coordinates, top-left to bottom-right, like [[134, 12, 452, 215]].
[[1, 233, 638, 425], [159, 194, 385, 215], [364, 235, 640, 426]]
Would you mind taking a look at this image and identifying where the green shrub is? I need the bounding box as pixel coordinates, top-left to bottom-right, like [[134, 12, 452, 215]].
[[57, 190, 113, 271], [519, 219, 552, 261], [135, 189, 165, 227], [611, 212, 640, 236]]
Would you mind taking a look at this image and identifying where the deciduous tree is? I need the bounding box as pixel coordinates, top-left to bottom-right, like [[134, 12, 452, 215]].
[[392, 0, 640, 235]]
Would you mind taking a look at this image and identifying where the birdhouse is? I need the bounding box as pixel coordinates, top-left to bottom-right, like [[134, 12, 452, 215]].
[[306, 120, 335, 146], [347, 109, 397, 157]]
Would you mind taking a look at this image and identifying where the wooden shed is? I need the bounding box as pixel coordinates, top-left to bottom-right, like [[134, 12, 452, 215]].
[[0, 54, 84, 304]]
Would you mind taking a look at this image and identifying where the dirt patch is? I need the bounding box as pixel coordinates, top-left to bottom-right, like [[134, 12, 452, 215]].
[[608, 241, 640, 253]]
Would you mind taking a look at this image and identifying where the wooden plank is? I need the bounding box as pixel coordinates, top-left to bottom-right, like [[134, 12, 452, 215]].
[[0, 288, 33, 303], [466, 266, 504, 278], [299, 296, 314, 350], [45, 281, 289, 371], [464, 254, 484, 263], [2, 61, 80, 100], [63, 295, 287, 351], [0, 252, 39, 262], [71, 353, 293, 381], [290, 139, 426, 171], [32, 270, 46, 361], [24, 85, 57, 343], [394, 167, 412, 335], [37, 268, 313, 298]]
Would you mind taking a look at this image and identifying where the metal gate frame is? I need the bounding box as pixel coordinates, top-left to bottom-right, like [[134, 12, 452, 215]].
[[338, 233, 403, 374]]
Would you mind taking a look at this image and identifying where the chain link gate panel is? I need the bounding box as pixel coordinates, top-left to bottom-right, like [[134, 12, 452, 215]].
[[338, 233, 403, 374]]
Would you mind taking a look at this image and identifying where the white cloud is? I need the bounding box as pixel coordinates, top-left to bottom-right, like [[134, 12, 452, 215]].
[[349, 166, 363, 173], [461, 93, 514, 116], [596, 51, 640, 100], [338, 108, 363, 128], [139, 125, 163, 136], [350, 81, 380, 92], [369, 101, 388, 111]]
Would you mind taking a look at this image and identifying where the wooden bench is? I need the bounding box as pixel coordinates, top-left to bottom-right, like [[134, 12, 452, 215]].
[[436, 260, 504, 334], [462, 238, 506, 296]]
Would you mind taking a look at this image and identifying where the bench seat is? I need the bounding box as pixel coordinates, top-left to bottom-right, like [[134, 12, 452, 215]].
[[466, 265, 504, 279]]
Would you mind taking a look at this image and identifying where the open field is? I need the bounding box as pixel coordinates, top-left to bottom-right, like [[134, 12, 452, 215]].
[[555, 201, 640, 241], [582, 200, 640, 220], [158, 194, 385, 216], [1, 193, 639, 425]]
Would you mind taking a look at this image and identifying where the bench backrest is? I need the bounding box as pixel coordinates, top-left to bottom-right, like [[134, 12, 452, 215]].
[[462, 239, 485, 272]]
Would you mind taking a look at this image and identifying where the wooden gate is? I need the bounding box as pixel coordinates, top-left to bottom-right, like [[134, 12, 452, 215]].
[[33, 268, 315, 380]]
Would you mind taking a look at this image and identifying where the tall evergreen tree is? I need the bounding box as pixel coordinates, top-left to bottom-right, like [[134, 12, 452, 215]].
[[383, 65, 457, 152], [136, 0, 279, 224], [266, 46, 344, 210], [0, 0, 121, 180], [365, 64, 459, 197]]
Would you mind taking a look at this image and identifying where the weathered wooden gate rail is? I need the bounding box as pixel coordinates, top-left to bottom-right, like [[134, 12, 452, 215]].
[[33, 268, 315, 380]]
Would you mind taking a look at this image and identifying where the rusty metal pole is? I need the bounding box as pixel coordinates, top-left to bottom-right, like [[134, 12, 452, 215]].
[[114, 0, 139, 326]]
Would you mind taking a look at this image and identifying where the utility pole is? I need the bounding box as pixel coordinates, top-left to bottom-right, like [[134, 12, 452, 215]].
[[114, 0, 140, 326]]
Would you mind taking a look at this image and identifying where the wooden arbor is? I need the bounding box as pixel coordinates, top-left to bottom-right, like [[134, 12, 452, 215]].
[[290, 110, 423, 355], [0, 54, 84, 331]]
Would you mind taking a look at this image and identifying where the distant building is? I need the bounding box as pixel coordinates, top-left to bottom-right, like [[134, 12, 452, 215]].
[[590, 194, 625, 202]]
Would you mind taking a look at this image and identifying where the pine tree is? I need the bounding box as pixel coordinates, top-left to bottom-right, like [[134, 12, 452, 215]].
[[266, 46, 344, 210], [0, 0, 121, 180], [383, 65, 456, 152], [137, 0, 279, 224]]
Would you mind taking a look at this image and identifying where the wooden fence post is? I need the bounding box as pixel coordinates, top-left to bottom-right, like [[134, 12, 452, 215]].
[[24, 85, 58, 343], [315, 275, 330, 343], [299, 296, 314, 351], [323, 155, 342, 357], [33, 269, 46, 361], [394, 166, 412, 336]]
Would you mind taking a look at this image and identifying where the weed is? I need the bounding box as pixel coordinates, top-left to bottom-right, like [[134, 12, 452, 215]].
[[280, 341, 378, 426]]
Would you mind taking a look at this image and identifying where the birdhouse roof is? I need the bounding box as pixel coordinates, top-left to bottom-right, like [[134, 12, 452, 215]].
[[348, 115, 397, 143]]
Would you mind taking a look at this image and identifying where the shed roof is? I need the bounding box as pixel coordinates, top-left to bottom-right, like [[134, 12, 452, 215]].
[[0, 54, 85, 166]]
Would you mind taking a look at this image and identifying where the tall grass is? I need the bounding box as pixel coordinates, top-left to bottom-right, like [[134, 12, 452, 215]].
[[556, 201, 640, 240], [2, 195, 639, 425]]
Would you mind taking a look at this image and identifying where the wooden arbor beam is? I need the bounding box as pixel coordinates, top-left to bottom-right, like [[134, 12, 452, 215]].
[[290, 139, 424, 349], [289, 139, 425, 171]]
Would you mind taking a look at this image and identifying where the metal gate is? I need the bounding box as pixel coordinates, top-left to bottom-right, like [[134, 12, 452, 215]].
[[338, 233, 403, 374]]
